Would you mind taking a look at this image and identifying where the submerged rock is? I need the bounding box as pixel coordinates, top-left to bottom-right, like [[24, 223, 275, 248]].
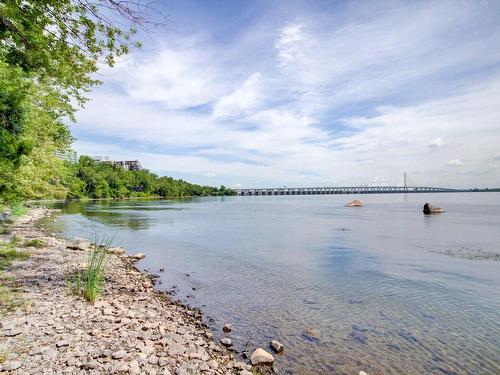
[[423, 203, 444, 214], [250, 348, 274, 365], [270, 340, 284, 353], [345, 200, 363, 207], [302, 328, 321, 343]]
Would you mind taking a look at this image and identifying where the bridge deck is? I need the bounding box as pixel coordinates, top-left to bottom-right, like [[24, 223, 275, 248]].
[[235, 186, 459, 196]]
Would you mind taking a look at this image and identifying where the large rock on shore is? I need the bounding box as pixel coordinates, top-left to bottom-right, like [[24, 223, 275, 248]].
[[423, 203, 445, 214], [345, 200, 363, 207], [250, 348, 274, 365]]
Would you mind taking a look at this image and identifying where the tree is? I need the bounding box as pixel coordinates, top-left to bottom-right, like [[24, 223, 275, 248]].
[[0, 0, 165, 202]]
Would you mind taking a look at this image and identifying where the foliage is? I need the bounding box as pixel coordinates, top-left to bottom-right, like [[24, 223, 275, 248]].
[[66, 156, 236, 199], [10, 202, 26, 217], [70, 234, 111, 302], [0, 1, 164, 203]]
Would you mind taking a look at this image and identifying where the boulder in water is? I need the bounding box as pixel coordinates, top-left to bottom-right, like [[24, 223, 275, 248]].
[[250, 348, 274, 365], [345, 200, 363, 207], [423, 203, 444, 214], [270, 340, 284, 353]]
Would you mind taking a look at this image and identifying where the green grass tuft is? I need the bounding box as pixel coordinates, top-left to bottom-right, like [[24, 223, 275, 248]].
[[0, 244, 30, 271], [23, 239, 46, 248], [69, 234, 113, 303], [10, 202, 27, 218]]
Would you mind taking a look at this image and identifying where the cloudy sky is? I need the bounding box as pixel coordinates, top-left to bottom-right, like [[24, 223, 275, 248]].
[[72, 0, 500, 189]]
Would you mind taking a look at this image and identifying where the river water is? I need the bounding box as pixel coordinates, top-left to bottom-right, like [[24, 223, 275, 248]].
[[43, 193, 500, 375]]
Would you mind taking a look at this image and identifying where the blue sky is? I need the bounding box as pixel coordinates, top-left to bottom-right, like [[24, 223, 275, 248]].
[[72, 0, 500, 188]]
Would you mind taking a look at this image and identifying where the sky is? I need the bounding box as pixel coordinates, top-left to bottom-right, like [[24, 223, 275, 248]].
[[71, 0, 500, 189]]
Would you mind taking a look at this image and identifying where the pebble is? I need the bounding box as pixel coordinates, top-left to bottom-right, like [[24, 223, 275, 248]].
[[112, 350, 127, 359], [223, 323, 232, 332], [220, 337, 232, 346]]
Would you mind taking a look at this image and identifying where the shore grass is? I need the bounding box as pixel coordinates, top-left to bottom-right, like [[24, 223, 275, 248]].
[[0, 242, 30, 314], [23, 239, 46, 248], [69, 234, 112, 303]]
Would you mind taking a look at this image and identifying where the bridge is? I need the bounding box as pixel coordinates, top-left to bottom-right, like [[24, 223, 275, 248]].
[[235, 186, 460, 196]]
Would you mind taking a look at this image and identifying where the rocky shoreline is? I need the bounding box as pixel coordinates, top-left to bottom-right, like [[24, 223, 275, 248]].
[[0, 208, 258, 374]]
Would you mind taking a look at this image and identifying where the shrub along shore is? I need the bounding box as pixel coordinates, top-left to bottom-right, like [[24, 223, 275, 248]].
[[0, 208, 265, 374]]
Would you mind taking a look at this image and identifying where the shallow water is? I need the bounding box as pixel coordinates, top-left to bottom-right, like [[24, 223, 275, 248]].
[[43, 193, 500, 375]]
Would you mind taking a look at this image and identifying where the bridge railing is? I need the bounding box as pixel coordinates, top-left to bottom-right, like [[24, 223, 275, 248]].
[[235, 186, 458, 196]]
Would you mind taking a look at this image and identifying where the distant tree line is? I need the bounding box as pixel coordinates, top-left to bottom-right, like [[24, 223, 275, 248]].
[[65, 156, 235, 199]]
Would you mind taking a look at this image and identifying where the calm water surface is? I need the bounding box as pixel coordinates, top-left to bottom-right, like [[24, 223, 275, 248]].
[[43, 193, 500, 375]]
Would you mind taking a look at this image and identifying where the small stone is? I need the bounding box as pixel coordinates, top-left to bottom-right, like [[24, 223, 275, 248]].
[[250, 348, 274, 365], [270, 340, 284, 353], [129, 360, 140, 375], [56, 340, 69, 348], [112, 350, 127, 359], [220, 338, 232, 346], [129, 253, 146, 261], [240, 371, 252, 375], [188, 352, 201, 359], [66, 238, 90, 250], [29, 346, 50, 355], [223, 324, 232, 332], [2, 360, 22, 371], [167, 343, 185, 356], [207, 359, 219, 369], [359, 372, 369, 375], [4, 328, 22, 337]]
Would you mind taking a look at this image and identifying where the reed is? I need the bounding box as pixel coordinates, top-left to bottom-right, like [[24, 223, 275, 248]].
[[72, 234, 113, 303]]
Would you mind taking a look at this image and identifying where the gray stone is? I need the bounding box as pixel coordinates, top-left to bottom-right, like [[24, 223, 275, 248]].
[[56, 340, 69, 348], [112, 350, 127, 359], [270, 339, 284, 353], [129, 253, 146, 261], [250, 348, 274, 365], [2, 360, 22, 371], [223, 324, 232, 332], [220, 337, 232, 346], [66, 238, 90, 251], [4, 328, 22, 336], [167, 343, 185, 356]]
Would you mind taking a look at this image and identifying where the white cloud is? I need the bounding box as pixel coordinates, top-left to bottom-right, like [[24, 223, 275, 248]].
[[427, 137, 446, 148], [275, 23, 306, 65], [212, 72, 263, 119], [447, 159, 464, 167], [72, 0, 500, 188]]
